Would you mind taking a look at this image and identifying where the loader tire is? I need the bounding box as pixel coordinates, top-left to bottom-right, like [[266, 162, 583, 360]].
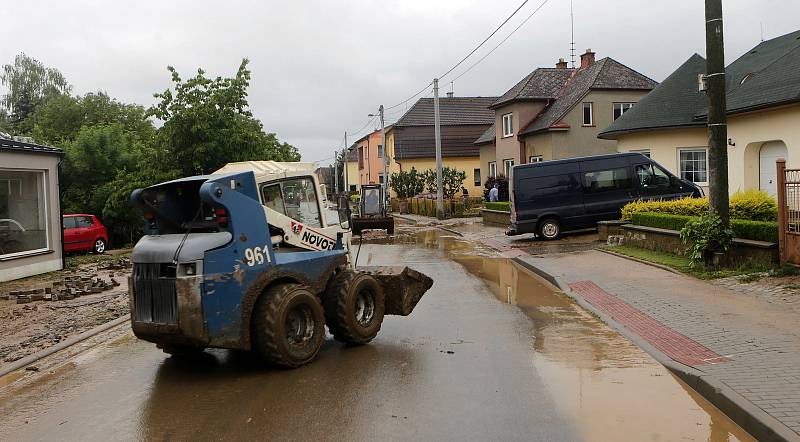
[[252, 283, 325, 368], [324, 271, 385, 345]]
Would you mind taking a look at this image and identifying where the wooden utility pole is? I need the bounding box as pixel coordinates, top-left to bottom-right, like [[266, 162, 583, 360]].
[[705, 0, 730, 224]]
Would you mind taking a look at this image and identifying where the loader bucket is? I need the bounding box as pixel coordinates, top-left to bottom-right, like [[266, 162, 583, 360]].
[[357, 266, 434, 316]]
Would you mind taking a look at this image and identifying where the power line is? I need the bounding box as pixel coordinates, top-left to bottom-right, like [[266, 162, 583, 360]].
[[385, 81, 433, 111], [438, 0, 531, 81], [450, 0, 552, 83]]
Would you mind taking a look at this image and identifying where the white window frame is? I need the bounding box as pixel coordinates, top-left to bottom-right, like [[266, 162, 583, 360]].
[[0, 168, 50, 260], [613, 102, 635, 120], [529, 155, 543, 163], [677, 148, 709, 185], [488, 161, 497, 178], [503, 159, 514, 178], [501, 113, 514, 137], [582, 102, 593, 126], [377, 144, 384, 158]]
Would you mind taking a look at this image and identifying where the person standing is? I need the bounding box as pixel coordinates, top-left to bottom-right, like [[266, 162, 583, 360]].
[[488, 183, 499, 202]]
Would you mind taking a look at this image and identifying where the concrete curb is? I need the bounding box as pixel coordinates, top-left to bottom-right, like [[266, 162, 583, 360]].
[[511, 255, 798, 442], [0, 315, 129, 379], [436, 226, 464, 237]]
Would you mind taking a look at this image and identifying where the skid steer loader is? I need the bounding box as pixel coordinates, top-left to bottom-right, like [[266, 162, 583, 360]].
[[128, 161, 432, 368]]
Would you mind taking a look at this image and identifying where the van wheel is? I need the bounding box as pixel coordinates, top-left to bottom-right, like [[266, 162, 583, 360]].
[[252, 283, 325, 368], [538, 218, 561, 240]]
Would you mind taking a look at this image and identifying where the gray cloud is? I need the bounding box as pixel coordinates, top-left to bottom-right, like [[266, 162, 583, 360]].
[[1, 0, 797, 165]]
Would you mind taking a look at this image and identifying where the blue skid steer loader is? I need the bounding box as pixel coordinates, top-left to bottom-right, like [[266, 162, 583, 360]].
[[128, 161, 432, 368]]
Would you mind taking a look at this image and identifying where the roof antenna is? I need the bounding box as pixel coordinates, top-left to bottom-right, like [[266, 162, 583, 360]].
[[450, 81, 454, 95], [569, 0, 576, 68], [760, 22, 764, 42]]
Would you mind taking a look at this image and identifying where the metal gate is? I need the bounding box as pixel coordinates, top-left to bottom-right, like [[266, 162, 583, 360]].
[[776, 159, 800, 265]]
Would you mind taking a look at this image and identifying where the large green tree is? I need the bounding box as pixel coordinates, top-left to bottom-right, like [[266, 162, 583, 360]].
[[149, 58, 299, 176], [0, 53, 71, 134]]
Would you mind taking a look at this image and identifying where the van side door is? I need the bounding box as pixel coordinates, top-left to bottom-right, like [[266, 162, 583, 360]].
[[514, 163, 584, 231], [579, 159, 636, 225]]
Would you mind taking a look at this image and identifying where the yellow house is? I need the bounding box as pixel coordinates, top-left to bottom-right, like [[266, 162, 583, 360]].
[[600, 30, 800, 198], [390, 96, 497, 197]]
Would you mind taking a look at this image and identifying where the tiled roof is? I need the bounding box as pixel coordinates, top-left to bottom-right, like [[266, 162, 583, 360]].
[[491, 68, 575, 108], [520, 58, 657, 136], [394, 97, 498, 127], [0, 137, 63, 155], [599, 54, 707, 138], [474, 124, 496, 145], [600, 29, 800, 138]]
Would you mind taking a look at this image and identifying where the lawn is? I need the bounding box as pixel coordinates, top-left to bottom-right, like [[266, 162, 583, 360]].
[[605, 245, 772, 280]]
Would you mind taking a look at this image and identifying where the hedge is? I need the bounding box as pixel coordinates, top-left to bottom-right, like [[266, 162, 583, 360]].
[[630, 212, 779, 243], [484, 201, 511, 212], [621, 190, 777, 222]]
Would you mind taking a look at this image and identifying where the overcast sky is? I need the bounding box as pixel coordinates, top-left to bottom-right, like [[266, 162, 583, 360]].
[[2, 0, 798, 165]]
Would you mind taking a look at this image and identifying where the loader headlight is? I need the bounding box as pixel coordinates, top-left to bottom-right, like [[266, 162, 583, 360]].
[[180, 262, 196, 276]]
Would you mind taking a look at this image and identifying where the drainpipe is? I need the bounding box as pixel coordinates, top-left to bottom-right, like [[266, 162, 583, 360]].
[[57, 154, 65, 271]]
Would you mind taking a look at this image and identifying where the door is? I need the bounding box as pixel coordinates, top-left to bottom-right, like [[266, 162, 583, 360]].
[[62, 216, 79, 251], [760, 141, 788, 197], [634, 162, 680, 200], [73, 216, 96, 250], [579, 162, 636, 226]]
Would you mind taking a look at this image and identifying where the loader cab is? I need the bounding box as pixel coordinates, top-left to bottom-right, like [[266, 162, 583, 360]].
[[259, 176, 326, 228]]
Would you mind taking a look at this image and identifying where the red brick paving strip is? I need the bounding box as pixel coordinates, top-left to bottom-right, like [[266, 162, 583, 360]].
[[568, 281, 729, 367]]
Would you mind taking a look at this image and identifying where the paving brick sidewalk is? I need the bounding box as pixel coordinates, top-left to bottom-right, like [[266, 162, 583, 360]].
[[521, 249, 800, 440]]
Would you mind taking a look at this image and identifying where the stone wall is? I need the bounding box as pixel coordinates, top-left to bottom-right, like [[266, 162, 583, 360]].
[[481, 209, 510, 227]]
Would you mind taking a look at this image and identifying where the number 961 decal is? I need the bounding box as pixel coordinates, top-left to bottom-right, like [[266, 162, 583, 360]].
[[244, 245, 271, 266]]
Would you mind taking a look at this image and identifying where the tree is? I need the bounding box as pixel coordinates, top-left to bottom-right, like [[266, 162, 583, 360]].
[[421, 167, 466, 199], [149, 59, 299, 176], [390, 167, 424, 199], [0, 53, 71, 134]]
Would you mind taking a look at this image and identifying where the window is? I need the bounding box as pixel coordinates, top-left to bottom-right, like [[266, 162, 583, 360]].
[[260, 177, 322, 227], [349, 185, 357, 192], [529, 155, 543, 163], [631, 149, 651, 158], [582, 102, 593, 126], [679, 148, 708, 184], [377, 144, 384, 158], [634, 164, 671, 190], [501, 113, 513, 137], [379, 173, 385, 184], [62, 216, 77, 230], [613, 103, 635, 120], [0, 169, 49, 258], [489, 161, 497, 178], [583, 167, 631, 192], [76, 216, 94, 227], [473, 168, 481, 186], [503, 159, 514, 178]]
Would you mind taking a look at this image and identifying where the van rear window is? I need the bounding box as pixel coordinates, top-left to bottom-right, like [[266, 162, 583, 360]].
[[583, 168, 631, 192]]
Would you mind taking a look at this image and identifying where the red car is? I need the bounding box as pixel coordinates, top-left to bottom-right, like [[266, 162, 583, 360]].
[[63, 214, 108, 254]]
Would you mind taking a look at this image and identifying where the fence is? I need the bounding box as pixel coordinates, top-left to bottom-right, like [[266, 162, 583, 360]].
[[776, 159, 800, 265], [392, 197, 484, 218]]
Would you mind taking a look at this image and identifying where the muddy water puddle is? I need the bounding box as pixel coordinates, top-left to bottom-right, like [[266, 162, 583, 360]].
[[375, 227, 754, 442]]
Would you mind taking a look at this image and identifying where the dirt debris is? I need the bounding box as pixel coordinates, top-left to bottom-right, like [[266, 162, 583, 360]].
[[0, 257, 131, 369]]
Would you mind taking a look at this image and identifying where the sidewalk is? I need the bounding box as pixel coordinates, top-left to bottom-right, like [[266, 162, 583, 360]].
[[520, 249, 800, 442]]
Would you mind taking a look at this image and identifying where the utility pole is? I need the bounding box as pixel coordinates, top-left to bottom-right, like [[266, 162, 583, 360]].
[[433, 78, 444, 220], [705, 0, 729, 224], [333, 148, 339, 194], [379, 105, 388, 203], [343, 131, 348, 195]]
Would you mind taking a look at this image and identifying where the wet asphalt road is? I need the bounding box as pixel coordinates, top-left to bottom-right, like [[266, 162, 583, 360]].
[[0, 228, 752, 441]]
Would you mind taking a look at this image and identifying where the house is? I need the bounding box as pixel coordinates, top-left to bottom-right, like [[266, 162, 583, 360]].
[[479, 50, 657, 182], [392, 96, 497, 196], [600, 30, 800, 197], [350, 127, 394, 188], [314, 166, 334, 200], [0, 137, 64, 282]]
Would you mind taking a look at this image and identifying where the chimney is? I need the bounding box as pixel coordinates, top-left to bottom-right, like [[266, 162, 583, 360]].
[[580, 48, 595, 68], [555, 58, 567, 69], [446, 91, 454, 98]]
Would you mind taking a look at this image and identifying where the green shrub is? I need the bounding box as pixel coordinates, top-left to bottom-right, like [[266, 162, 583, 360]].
[[631, 212, 778, 242], [729, 189, 777, 221], [485, 201, 511, 212], [680, 213, 735, 267], [622, 190, 777, 222]]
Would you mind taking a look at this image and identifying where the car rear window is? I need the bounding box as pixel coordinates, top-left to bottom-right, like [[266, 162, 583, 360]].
[[77, 216, 94, 227]]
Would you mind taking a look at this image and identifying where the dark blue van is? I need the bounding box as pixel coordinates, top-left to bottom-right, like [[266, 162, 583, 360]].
[[507, 153, 703, 239]]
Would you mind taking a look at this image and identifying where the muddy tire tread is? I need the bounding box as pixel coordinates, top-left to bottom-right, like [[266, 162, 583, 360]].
[[252, 283, 323, 368], [324, 271, 384, 345]]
